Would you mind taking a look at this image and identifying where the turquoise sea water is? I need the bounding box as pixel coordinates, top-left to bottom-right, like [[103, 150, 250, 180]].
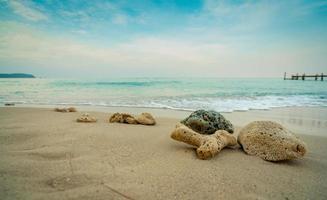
[[0, 78, 326, 112]]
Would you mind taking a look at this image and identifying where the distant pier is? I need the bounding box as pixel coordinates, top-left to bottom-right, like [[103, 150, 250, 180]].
[[284, 72, 326, 81]]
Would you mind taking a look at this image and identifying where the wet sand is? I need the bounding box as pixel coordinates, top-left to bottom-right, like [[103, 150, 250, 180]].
[[0, 107, 327, 199]]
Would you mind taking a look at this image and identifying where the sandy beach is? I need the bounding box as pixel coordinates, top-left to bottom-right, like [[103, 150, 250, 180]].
[[0, 106, 327, 200], [2, 0, 327, 199]]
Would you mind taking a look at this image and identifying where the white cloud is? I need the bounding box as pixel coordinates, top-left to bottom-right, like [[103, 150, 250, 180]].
[[0, 30, 217, 68], [0, 22, 326, 77], [112, 14, 128, 25], [202, 0, 280, 32], [71, 29, 88, 35], [8, 0, 48, 21], [0, 24, 229, 75]]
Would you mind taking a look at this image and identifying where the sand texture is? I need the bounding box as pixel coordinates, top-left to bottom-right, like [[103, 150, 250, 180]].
[[0, 107, 327, 200]]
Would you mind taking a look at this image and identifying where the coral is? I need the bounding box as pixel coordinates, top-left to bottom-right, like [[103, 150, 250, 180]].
[[54, 107, 77, 113], [181, 110, 234, 134], [109, 113, 138, 124], [76, 113, 97, 123], [135, 113, 156, 125], [171, 123, 237, 159], [67, 107, 77, 112], [238, 121, 307, 161], [109, 112, 156, 125]]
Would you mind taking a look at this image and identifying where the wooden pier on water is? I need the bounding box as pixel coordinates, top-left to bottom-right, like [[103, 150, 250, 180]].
[[284, 72, 326, 81]]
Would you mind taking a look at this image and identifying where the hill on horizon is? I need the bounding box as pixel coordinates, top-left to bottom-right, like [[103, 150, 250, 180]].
[[0, 73, 35, 78]]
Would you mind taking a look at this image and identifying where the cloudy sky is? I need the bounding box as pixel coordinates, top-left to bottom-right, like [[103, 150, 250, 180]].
[[0, 0, 326, 78]]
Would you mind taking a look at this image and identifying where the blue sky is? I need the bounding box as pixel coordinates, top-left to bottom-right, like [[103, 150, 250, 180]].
[[0, 0, 326, 78]]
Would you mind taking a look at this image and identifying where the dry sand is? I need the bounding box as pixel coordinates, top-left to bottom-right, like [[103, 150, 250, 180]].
[[0, 107, 327, 200]]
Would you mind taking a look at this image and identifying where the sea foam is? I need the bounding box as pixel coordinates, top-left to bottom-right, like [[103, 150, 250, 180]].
[[1, 78, 326, 112]]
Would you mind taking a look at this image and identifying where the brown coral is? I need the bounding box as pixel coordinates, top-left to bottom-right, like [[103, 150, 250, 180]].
[[171, 124, 237, 159], [76, 113, 97, 123], [109, 112, 156, 125], [135, 113, 156, 125], [109, 113, 138, 124], [54, 107, 77, 113], [238, 121, 307, 161], [67, 107, 77, 112]]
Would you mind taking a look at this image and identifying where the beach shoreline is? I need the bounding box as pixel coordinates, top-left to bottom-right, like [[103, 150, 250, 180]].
[[2, 104, 326, 136], [0, 106, 327, 199]]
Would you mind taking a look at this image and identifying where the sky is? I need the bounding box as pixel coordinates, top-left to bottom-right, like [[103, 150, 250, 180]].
[[0, 0, 326, 78]]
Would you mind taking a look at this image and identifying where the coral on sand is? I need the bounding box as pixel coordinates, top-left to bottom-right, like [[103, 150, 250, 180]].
[[135, 113, 156, 125], [171, 123, 237, 159], [109, 113, 138, 124], [54, 107, 77, 113], [109, 112, 156, 126], [238, 121, 307, 161], [67, 107, 77, 112], [76, 113, 97, 123], [181, 110, 234, 134]]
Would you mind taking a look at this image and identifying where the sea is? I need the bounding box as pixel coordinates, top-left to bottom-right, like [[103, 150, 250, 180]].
[[0, 78, 326, 112]]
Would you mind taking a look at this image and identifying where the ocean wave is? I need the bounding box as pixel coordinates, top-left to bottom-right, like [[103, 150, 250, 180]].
[[51, 80, 181, 87], [1, 95, 326, 113], [1, 78, 327, 112]]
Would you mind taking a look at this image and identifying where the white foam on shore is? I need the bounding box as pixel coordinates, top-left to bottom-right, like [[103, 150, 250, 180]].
[[1, 78, 326, 112], [2, 95, 326, 113]]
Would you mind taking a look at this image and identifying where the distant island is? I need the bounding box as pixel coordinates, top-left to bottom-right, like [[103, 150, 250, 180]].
[[0, 73, 35, 78]]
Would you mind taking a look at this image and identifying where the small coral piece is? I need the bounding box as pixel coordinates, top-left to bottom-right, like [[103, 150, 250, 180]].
[[136, 113, 156, 125], [54, 107, 77, 113], [109, 112, 156, 125], [76, 113, 97, 123], [109, 113, 138, 124], [67, 107, 77, 112], [171, 124, 237, 159], [238, 121, 307, 161]]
